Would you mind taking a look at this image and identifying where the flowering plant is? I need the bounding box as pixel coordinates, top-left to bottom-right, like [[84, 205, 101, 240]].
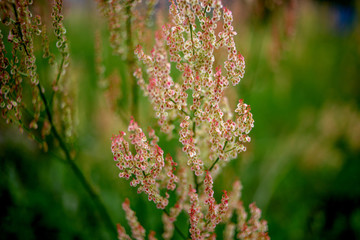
[[111, 0, 270, 239], [1, 0, 270, 238]]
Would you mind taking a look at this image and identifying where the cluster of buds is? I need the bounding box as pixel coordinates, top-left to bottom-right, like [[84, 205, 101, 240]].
[[112, 0, 269, 239], [111, 117, 178, 209]]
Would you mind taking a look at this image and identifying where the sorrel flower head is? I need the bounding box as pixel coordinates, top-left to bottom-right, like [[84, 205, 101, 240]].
[[134, 0, 254, 176], [112, 0, 269, 239]]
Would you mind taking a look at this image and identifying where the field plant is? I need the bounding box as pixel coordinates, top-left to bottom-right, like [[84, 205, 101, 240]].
[[1, 0, 270, 239], [0, 0, 117, 238], [109, 0, 270, 239]]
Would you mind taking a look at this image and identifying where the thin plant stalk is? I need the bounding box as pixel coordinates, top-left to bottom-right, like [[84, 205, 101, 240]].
[[125, 0, 138, 121], [37, 84, 118, 238]]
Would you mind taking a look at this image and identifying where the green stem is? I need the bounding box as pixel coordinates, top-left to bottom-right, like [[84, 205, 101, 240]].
[[196, 141, 229, 190], [194, 172, 199, 194], [38, 84, 118, 239], [225, 146, 236, 153], [125, 0, 138, 121], [192, 120, 199, 193], [215, 37, 223, 45], [208, 141, 228, 171], [169, 98, 189, 116], [49, 56, 65, 106], [17, 119, 43, 144], [12, 3, 29, 56], [189, 21, 195, 56]]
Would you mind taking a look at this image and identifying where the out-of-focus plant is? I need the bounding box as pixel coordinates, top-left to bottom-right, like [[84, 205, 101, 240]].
[[111, 0, 270, 239], [96, 0, 158, 121], [0, 0, 117, 238]]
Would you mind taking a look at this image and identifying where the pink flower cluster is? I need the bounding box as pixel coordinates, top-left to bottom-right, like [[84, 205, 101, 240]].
[[111, 117, 178, 209], [112, 0, 269, 239], [204, 172, 229, 232], [180, 116, 203, 176], [181, 172, 230, 239], [117, 198, 159, 240], [236, 203, 270, 240], [134, 30, 182, 134], [188, 184, 203, 239], [134, 0, 254, 176], [122, 198, 145, 240], [222, 181, 270, 240], [164, 173, 267, 240]]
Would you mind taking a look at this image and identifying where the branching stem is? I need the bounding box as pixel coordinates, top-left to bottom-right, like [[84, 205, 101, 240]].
[[169, 98, 189, 116], [208, 141, 228, 171]]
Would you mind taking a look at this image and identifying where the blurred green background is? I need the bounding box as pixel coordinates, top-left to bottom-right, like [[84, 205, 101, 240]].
[[1, 0, 359, 239]]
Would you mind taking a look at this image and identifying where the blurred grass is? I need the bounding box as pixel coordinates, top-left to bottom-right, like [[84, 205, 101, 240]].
[[1, 0, 360, 239]]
